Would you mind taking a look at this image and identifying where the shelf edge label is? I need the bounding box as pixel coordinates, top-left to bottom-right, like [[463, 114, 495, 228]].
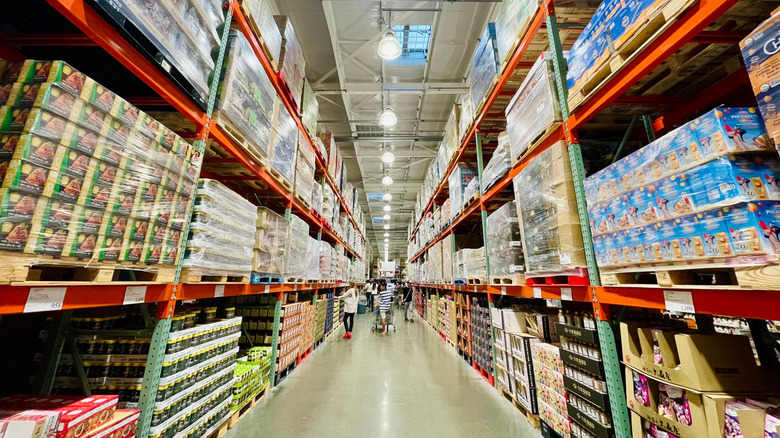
[[123, 286, 147, 305], [561, 287, 573, 301], [25, 287, 67, 313], [663, 290, 695, 314], [533, 287, 542, 298], [214, 285, 225, 298], [264, 285, 270, 294]]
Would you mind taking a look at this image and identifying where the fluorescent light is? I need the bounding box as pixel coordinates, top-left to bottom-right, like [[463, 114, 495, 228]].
[[382, 176, 393, 186], [383, 205, 391, 212], [383, 214, 390, 220], [382, 192, 392, 201], [384, 238, 389, 242], [377, 29, 402, 60], [383, 224, 390, 230], [381, 151, 395, 163], [384, 233, 389, 237], [379, 107, 397, 127]]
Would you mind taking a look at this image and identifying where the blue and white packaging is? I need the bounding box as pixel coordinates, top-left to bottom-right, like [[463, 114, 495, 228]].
[[692, 108, 773, 154], [697, 209, 734, 258]]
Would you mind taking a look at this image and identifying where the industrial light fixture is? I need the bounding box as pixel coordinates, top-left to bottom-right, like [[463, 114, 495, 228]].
[[384, 233, 389, 237], [377, 28, 402, 60], [383, 205, 391, 212], [383, 224, 390, 230], [379, 107, 397, 127], [382, 192, 392, 201], [384, 238, 389, 242], [381, 151, 395, 163], [382, 175, 393, 186], [383, 214, 391, 220]]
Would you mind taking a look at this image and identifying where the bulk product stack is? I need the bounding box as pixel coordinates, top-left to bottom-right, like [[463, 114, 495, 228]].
[[482, 132, 512, 192], [533, 343, 569, 437], [230, 347, 272, 416], [470, 298, 493, 381], [252, 207, 289, 283], [448, 163, 477, 221], [276, 301, 310, 377], [182, 179, 256, 281], [284, 214, 310, 282], [468, 24, 499, 113], [294, 141, 316, 209], [314, 297, 327, 344], [455, 292, 472, 359], [267, 97, 298, 190], [235, 295, 276, 352], [0, 60, 200, 273], [274, 16, 306, 111], [239, 0, 283, 69], [486, 201, 524, 284]]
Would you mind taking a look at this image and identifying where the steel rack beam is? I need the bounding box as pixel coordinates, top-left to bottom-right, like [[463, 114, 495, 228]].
[[0, 284, 175, 315]]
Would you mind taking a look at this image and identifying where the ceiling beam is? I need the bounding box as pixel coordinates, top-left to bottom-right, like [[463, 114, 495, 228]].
[[342, 150, 437, 158], [315, 81, 469, 95], [335, 135, 443, 142]]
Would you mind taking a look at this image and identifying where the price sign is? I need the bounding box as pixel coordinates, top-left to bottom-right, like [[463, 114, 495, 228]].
[[533, 287, 542, 298], [214, 285, 225, 298], [123, 286, 147, 305], [561, 287, 573, 301], [473, 285, 477, 293], [501, 287, 507, 296], [663, 290, 695, 314], [24, 287, 67, 313], [264, 285, 270, 294]]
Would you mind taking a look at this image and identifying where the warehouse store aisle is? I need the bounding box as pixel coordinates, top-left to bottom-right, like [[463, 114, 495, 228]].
[[226, 312, 540, 438]]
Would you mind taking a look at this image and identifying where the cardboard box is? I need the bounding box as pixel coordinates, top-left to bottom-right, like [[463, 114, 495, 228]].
[[0, 410, 60, 438], [501, 309, 528, 334], [620, 322, 772, 392], [741, 13, 780, 147], [81, 410, 138, 438]]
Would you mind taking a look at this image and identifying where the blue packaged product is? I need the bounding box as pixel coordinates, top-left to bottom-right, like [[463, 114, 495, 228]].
[[762, 157, 780, 200], [656, 219, 684, 262], [697, 209, 735, 258], [626, 228, 647, 263], [676, 215, 705, 260], [641, 225, 662, 263], [692, 108, 773, 154], [668, 124, 707, 168], [653, 174, 694, 220], [723, 202, 780, 256], [687, 155, 771, 211], [757, 201, 780, 252], [592, 233, 611, 267], [613, 230, 630, 265], [613, 194, 634, 230]]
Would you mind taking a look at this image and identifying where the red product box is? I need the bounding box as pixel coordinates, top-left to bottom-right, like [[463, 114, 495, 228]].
[[81, 410, 138, 438], [0, 395, 117, 438], [0, 409, 60, 438]]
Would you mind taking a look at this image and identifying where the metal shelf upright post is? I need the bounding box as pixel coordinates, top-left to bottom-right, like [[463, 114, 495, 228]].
[[474, 133, 491, 284]]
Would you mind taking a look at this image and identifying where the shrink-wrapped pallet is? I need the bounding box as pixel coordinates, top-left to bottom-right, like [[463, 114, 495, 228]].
[[301, 79, 318, 138], [294, 141, 315, 205], [253, 207, 288, 275], [482, 132, 512, 191], [486, 201, 524, 278], [268, 98, 298, 187], [469, 24, 499, 112], [495, 0, 539, 64], [240, 0, 283, 66], [448, 163, 477, 221], [306, 236, 320, 281], [284, 214, 309, 279], [462, 247, 486, 280], [274, 15, 306, 110]]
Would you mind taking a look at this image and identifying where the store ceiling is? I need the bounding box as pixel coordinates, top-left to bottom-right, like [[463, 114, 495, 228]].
[[274, 0, 498, 260]]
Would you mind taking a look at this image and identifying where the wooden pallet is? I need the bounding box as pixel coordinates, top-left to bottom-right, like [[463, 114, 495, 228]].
[[512, 122, 563, 167], [285, 277, 307, 283], [491, 274, 526, 285], [206, 419, 230, 438], [227, 384, 269, 429], [525, 267, 589, 286], [467, 277, 485, 285], [294, 192, 311, 210], [0, 256, 176, 285], [462, 191, 482, 212], [268, 167, 294, 192], [211, 110, 269, 168], [600, 264, 780, 290], [251, 272, 283, 284], [567, 0, 699, 111], [499, 387, 541, 429], [238, 2, 280, 71], [181, 268, 250, 284]]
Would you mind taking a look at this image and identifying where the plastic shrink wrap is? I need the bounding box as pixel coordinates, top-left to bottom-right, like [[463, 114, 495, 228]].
[[274, 16, 306, 110], [253, 207, 288, 275], [319, 240, 332, 280], [463, 177, 480, 207], [442, 233, 454, 282], [459, 92, 475, 144], [469, 24, 499, 113], [429, 241, 443, 283], [495, 0, 539, 66], [0, 60, 201, 268], [482, 131, 512, 191], [284, 213, 309, 279], [306, 236, 320, 281], [217, 30, 277, 164], [448, 163, 477, 220], [185, 179, 256, 276], [442, 105, 461, 161], [486, 201, 524, 278], [329, 245, 337, 280], [301, 80, 318, 138], [322, 183, 334, 226], [100, 0, 224, 103], [241, 0, 283, 66], [585, 108, 780, 269], [462, 247, 486, 280], [513, 141, 586, 274], [294, 141, 315, 205], [505, 53, 563, 163], [310, 179, 323, 215], [268, 98, 298, 187]]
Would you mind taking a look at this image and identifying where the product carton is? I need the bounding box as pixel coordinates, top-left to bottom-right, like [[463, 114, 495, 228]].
[[741, 11, 780, 147], [620, 322, 773, 392], [0, 410, 60, 438], [81, 410, 138, 438]]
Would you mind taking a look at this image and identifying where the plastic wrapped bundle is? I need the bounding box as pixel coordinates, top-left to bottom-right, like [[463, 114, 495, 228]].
[[442, 234, 454, 282], [253, 207, 288, 275], [441, 105, 460, 160], [505, 53, 564, 163], [241, 0, 283, 67], [274, 16, 306, 110], [319, 241, 332, 280], [512, 141, 586, 273], [301, 80, 318, 137], [217, 30, 277, 163], [0, 61, 201, 268], [106, 0, 224, 104], [459, 92, 475, 143], [185, 179, 256, 276], [482, 132, 512, 191], [486, 201, 524, 278], [429, 241, 443, 282], [495, 0, 539, 65], [448, 163, 477, 220], [310, 182, 323, 215], [322, 183, 334, 225], [268, 99, 298, 186], [294, 142, 315, 205], [306, 236, 320, 281], [469, 24, 499, 112], [284, 214, 309, 280], [462, 247, 486, 280], [463, 178, 480, 207]]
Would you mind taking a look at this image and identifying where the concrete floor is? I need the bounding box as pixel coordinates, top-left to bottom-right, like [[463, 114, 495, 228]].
[[226, 309, 541, 438]]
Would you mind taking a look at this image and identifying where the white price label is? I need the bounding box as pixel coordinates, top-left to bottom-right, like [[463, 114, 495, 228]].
[[24, 287, 67, 313], [561, 287, 573, 301], [663, 290, 695, 314], [264, 285, 270, 294], [123, 286, 147, 305], [533, 287, 542, 298], [501, 287, 507, 295], [559, 253, 572, 265], [473, 285, 477, 293], [214, 285, 225, 298]]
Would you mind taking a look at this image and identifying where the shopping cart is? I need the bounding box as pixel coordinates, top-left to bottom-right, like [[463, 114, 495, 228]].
[[371, 309, 395, 333]]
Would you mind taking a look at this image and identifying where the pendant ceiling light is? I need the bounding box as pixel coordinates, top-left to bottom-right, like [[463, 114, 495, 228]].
[[384, 238, 389, 243], [384, 233, 389, 237], [382, 192, 392, 201], [379, 107, 397, 127], [383, 205, 391, 212], [381, 151, 395, 163], [382, 175, 393, 186], [383, 224, 390, 230], [383, 214, 391, 220], [377, 28, 402, 60]]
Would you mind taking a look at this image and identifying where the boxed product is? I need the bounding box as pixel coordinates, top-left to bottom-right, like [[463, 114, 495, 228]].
[[495, 0, 540, 64], [268, 98, 299, 187], [741, 9, 780, 149], [216, 29, 278, 163], [274, 15, 306, 110], [301, 79, 318, 138], [253, 207, 289, 275], [0, 410, 60, 438], [448, 163, 477, 220], [0, 394, 118, 438], [513, 141, 586, 273], [305, 236, 320, 281], [482, 131, 512, 191], [469, 23, 499, 112], [284, 214, 309, 279], [532, 343, 570, 437], [505, 52, 564, 163], [82, 410, 138, 438], [240, 0, 283, 67], [462, 247, 486, 280], [486, 200, 525, 279], [294, 141, 315, 204]]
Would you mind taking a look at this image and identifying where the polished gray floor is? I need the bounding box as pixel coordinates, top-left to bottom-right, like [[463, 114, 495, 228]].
[[226, 309, 542, 438]]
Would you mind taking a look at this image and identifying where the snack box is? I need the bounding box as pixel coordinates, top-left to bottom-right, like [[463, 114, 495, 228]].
[[2, 82, 43, 108], [692, 108, 772, 154], [3, 159, 52, 195], [1, 61, 86, 94], [723, 201, 780, 256], [0, 409, 60, 438], [122, 217, 148, 242], [0, 133, 19, 158], [82, 410, 138, 438], [161, 240, 179, 266], [687, 155, 772, 210], [94, 235, 121, 261], [0, 394, 117, 438], [120, 239, 145, 262], [33, 83, 83, 121], [741, 13, 780, 146], [60, 229, 99, 258], [696, 209, 734, 259], [0, 106, 35, 133]]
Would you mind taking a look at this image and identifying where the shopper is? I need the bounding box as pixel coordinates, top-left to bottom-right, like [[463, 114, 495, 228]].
[[371, 280, 380, 311], [364, 280, 374, 311], [378, 282, 393, 334], [338, 280, 359, 339], [403, 285, 414, 322]]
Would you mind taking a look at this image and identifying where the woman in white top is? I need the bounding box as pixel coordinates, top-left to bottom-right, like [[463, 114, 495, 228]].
[[338, 280, 359, 339]]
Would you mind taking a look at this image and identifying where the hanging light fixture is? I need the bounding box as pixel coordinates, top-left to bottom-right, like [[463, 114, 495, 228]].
[[384, 233, 389, 237], [383, 205, 391, 212], [384, 238, 389, 243], [383, 214, 391, 220], [383, 224, 390, 230], [382, 175, 393, 186], [382, 192, 392, 201], [377, 28, 402, 60], [379, 107, 397, 127], [381, 151, 395, 163]]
